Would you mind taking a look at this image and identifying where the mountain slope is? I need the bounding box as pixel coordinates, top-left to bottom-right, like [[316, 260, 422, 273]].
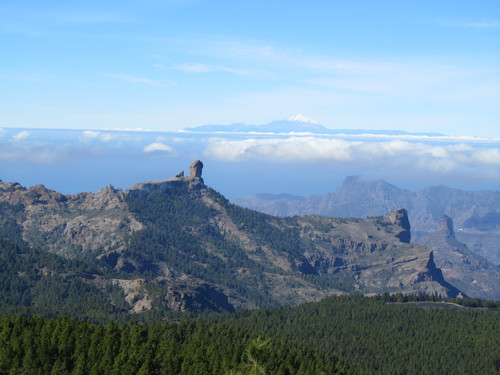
[[0, 163, 462, 314]]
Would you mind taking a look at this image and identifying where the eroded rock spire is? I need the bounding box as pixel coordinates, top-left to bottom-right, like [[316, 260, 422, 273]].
[[189, 160, 203, 178]]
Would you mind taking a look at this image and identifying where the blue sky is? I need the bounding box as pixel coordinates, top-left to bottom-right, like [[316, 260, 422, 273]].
[[1, 0, 499, 136]]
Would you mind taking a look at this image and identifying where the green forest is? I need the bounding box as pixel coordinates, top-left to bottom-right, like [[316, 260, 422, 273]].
[[202, 294, 500, 374], [1, 294, 498, 374], [0, 316, 347, 375]]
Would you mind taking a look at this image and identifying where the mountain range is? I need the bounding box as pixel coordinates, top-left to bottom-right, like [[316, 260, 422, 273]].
[[232, 177, 500, 300], [183, 115, 445, 136], [0, 161, 464, 317]]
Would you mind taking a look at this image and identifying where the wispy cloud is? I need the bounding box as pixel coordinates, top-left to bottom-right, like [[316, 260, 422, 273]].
[[204, 137, 500, 172], [103, 73, 176, 87], [191, 37, 390, 74], [174, 62, 270, 78]]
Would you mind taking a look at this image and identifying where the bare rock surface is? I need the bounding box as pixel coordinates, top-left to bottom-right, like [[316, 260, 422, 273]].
[[0, 182, 143, 257]]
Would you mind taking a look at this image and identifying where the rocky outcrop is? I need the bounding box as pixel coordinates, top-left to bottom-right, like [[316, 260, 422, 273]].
[[297, 213, 458, 297], [0, 182, 143, 257], [190, 160, 203, 178], [386, 208, 411, 243], [419, 216, 500, 300], [438, 215, 455, 238], [129, 161, 205, 193], [157, 279, 234, 312]]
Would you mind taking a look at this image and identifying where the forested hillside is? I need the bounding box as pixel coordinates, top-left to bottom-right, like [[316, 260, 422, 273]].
[[1, 295, 498, 374], [203, 295, 500, 374], [0, 238, 132, 321], [0, 316, 349, 374]]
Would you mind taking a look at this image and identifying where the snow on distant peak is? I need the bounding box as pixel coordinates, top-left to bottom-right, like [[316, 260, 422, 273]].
[[287, 114, 318, 124]]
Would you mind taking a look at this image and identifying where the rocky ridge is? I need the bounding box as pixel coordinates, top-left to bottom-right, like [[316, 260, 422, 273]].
[[0, 164, 463, 313], [233, 177, 500, 298]]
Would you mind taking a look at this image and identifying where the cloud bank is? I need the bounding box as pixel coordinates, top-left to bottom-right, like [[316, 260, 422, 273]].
[[204, 137, 500, 172]]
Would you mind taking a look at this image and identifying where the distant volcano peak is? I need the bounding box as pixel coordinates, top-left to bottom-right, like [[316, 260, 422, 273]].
[[286, 114, 318, 124]]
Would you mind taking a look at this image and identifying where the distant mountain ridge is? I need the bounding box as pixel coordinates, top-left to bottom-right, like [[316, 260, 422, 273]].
[[183, 115, 445, 136], [232, 177, 500, 299]]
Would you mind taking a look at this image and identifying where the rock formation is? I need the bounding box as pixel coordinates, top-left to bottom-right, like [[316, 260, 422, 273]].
[[438, 215, 455, 238], [419, 216, 500, 300], [387, 208, 411, 243], [189, 160, 203, 178]]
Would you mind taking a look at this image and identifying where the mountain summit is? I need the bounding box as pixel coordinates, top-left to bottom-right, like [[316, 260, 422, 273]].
[[287, 114, 319, 124]]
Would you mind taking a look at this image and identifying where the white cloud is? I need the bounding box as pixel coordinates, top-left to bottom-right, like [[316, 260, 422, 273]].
[[11, 131, 30, 142], [82, 130, 101, 139], [204, 137, 500, 172], [81, 130, 117, 142], [100, 133, 116, 142], [80, 130, 123, 142], [143, 142, 174, 152]]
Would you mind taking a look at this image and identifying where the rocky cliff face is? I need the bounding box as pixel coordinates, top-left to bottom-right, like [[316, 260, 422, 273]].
[[294, 213, 457, 297], [419, 216, 500, 300], [232, 177, 500, 265], [0, 164, 463, 313]]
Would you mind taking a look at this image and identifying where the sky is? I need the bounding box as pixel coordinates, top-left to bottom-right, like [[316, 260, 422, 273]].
[[1, 0, 499, 137], [0, 1, 499, 198]]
